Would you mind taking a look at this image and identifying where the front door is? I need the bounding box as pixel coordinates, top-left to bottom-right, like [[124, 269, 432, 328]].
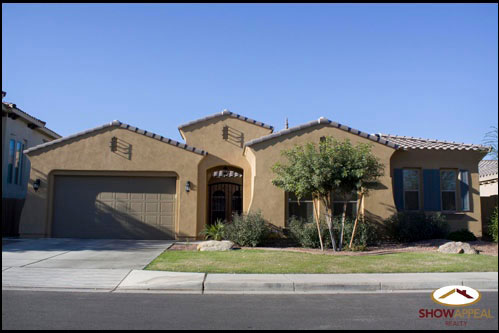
[[209, 182, 242, 224]]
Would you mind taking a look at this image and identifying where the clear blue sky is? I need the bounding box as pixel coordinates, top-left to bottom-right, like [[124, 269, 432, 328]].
[[2, 4, 498, 148]]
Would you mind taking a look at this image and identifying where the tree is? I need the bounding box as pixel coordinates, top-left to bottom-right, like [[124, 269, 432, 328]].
[[483, 126, 498, 159], [271, 137, 384, 251]]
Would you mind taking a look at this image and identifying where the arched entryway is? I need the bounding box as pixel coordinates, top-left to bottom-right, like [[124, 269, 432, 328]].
[[208, 166, 243, 224]]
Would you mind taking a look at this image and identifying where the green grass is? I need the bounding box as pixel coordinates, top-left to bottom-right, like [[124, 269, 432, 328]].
[[145, 250, 498, 274]]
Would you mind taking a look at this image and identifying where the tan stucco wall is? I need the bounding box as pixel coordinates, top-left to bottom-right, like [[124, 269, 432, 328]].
[[244, 123, 397, 228], [390, 150, 487, 236], [18, 114, 487, 239], [19, 126, 204, 239], [180, 115, 273, 231]]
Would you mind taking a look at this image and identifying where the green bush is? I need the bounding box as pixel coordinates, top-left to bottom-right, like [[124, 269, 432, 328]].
[[384, 212, 449, 243], [334, 216, 380, 248], [288, 217, 331, 249], [287, 215, 379, 249], [489, 207, 498, 243], [199, 219, 226, 241], [447, 229, 477, 242], [224, 211, 270, 247]]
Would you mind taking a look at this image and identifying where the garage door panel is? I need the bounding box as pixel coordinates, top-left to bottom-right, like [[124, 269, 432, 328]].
[[52, 176, 176, 240]]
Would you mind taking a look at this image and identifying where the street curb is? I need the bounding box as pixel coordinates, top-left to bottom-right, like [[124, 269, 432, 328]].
[[3, 270, 498, 294]]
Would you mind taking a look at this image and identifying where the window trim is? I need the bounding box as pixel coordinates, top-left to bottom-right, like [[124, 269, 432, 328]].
[[440, 169, 458, 212], [402, 168, 421, 211]]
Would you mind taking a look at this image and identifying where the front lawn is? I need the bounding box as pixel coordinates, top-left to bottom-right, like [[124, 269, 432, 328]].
[[145, 250, 498, 274]]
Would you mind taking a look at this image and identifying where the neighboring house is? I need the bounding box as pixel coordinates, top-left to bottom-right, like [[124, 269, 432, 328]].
[[19, 110, 490, 240], [479, 160, 498, 236], [2, 91, 61, 236]]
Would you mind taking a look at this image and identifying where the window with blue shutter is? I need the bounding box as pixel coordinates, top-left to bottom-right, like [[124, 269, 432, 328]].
[[393, 169, 404, 211], [423, 169, 441, 211], [459, 170, 470, 211]]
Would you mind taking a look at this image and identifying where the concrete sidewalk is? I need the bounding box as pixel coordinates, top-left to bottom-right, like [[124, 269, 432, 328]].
[[2, 268, 497, 294]]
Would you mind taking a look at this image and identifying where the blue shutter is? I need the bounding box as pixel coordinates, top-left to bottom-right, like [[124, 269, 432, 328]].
[[393, 169, 404, 211], [423, 169, 441, 211], [460, 170, 470, 211]]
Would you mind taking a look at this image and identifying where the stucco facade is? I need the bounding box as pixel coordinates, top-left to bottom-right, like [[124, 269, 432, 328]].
[[2, 102, 60, 199], [19, 111, 490, 239]]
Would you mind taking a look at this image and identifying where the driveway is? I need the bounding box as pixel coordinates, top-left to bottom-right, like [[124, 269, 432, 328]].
[[2, 238, 174, 270]]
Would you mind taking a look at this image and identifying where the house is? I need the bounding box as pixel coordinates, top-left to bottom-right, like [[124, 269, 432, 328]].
[[479, 159, 498, 236], [2, 91, 61, 236], [18, 110, 490, 240]]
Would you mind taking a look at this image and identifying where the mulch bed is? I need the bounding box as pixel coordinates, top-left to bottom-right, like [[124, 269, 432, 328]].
[[247, 239, 498, 256], [167, 239, 498, 256]]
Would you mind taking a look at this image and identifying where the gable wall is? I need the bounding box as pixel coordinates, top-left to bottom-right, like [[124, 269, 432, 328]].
[[19, 126, 204, 239], [246, 123, 396, 228]]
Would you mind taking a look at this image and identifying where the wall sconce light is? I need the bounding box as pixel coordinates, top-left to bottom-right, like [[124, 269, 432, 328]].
[[185, 181, 191, 193], [33, 179, 41, 192], [222, 166, 229, 177]]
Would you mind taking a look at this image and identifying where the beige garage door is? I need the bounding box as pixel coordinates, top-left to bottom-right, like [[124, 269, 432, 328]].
[[52, 175, 176, 240]]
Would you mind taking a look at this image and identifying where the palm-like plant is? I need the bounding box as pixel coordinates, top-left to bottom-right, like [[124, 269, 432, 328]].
[[200, 219, 226, 241]]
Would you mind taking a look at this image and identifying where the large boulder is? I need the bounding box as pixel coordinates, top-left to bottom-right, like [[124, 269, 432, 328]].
[[197, 240, 235, 252], [438, 241, 479, 254]]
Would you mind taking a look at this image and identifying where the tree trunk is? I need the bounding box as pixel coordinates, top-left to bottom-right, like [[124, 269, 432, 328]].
[[349, 192, 364, 249], [338, 201, 347, 251], [312, 198, 324, 251], [325, 206, 337, 252]]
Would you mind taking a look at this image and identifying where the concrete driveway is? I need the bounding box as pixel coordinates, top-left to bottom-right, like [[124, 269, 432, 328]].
[[2, 238, 174, 270]]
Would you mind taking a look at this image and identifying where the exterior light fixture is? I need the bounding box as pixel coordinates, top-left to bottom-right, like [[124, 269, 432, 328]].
[[222, 166, 229, 177], [33, 179, 41, 192], [185, 181, 191, 193]]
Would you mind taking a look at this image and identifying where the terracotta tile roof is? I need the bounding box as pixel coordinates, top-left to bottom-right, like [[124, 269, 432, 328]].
[[178, 109, 274, 131], [3, 101, 47, 126], [24, 120, 208, 156], [379, 134, 490, 152], [245, 117, 399, 149], [479, 160, 498, 178], [2, 101, 61, 139]]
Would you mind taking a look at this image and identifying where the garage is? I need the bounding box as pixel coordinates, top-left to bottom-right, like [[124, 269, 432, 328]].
[[52, 175, 177, 240]]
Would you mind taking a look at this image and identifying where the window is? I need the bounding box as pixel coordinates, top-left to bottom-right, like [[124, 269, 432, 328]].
[[332, 192, 358, 218], [14, 141, 24, 185], [288, 192, 315, 221], [441, 170, 457, 211], [7, 139, 15, 184], [403, 169, 420, 211]]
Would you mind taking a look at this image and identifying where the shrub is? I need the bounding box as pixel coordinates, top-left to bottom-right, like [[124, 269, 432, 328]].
[[199, 219, 226, 241], [447, 229, 477, 242], [333, 216, 380, 248], [287, 215, 379, 249], [288, 216, 331, 249], [224, 211, 270, 247], [384, 212, 449, 243], [489, 207, 498, 243]]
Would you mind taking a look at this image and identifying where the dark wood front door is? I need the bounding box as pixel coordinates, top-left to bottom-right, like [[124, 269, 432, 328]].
[[209, 182, 242, 224]]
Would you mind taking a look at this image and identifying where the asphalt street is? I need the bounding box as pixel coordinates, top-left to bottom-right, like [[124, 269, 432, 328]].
[[2, 290, 498, 330]]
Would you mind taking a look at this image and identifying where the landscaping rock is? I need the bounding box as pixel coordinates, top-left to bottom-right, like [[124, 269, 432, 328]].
[[438, 241, 479, 254], [197, 240, 235, 252]]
